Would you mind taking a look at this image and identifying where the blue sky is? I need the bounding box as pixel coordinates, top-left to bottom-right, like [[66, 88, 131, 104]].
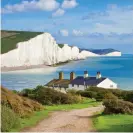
[[1, 0, 133, 53]]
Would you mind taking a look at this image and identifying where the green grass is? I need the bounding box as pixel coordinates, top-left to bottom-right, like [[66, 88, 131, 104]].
[[93, 114, 133, 132], [58, 44, 64, 48], [1, 30, 42, 54], [11, 98, 100, 132]]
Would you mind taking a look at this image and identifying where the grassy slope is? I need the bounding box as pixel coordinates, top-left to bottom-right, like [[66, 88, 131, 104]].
[[93, 114, 133, 132], [11, 98, 100, 132], [1, 30, 42, 54], [1, 87, 43, 117]]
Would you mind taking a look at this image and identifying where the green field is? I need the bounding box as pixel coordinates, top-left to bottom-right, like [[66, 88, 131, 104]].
[[1, 30, 42, 54], [93, 114, 133, 132], [11, 98, 100, 132]]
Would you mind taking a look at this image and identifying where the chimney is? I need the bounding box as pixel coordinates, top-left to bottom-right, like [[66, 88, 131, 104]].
[[84, 71, 89, 78], [70, 71, 75, 81], [96, 71, 101, 79], [59, 71, 64, 80]]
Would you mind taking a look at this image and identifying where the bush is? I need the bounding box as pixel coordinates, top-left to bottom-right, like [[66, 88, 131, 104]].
[[20, 88, 33, 97], [104, 92, 118, 100], [121, 91, 133, 103], [1, 104, 21, 132], [1, 87, 43, 117], [31, 86, 82, 105], [86, 87, 133, 102], [95, 92, 105, 101], [67, 89, 77, 95], [103, 99, 133, 114], [77, 90, 97, 99]]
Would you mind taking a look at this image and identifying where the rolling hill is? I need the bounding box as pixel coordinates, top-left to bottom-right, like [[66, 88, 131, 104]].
[[1, 30, 42, 54]]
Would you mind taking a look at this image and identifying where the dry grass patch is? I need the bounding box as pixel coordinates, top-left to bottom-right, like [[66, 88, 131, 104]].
[[1, 86, 43, 117]]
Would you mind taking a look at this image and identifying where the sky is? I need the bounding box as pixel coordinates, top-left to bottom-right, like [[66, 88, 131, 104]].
[[1, 0, 133, 54]]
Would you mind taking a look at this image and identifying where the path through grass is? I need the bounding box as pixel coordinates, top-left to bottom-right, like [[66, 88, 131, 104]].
[[11, 98, 100, 132]]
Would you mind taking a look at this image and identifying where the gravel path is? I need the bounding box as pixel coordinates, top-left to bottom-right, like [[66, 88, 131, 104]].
[[22, 105, 104, 132]]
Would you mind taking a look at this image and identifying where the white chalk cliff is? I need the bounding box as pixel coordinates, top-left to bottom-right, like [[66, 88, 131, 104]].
[[1, 33, 121, 68], [104, 51, 121, 56]]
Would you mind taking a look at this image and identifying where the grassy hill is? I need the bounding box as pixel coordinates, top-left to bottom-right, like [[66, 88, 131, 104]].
[[1, 86, 43, 117], [1, 30, 42, 54]]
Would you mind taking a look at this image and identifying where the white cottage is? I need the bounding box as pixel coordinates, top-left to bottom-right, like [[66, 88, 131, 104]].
[[69, 71, 117, 90], [45, 71, 117, 91]]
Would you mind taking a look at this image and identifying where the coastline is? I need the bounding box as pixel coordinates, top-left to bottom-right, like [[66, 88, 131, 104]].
[[1, 64, 57, 73], [1, 60, 79, 72], [1, 53, 122, 72]]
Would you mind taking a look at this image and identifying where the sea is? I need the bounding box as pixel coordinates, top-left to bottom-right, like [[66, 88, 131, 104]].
[[1, 54, 133, 91]]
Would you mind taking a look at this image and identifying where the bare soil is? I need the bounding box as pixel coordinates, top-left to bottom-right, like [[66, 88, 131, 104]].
[[22, 105, 104, 132]]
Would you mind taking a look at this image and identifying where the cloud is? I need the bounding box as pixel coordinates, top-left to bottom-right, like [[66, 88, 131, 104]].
[[82, 5, 133, 34], [62, 0, 78, 9], [72, 29, 83, 36], [59, 29, 69, 36], [52, 8, 65, 17], [1, 0, 60, 13]]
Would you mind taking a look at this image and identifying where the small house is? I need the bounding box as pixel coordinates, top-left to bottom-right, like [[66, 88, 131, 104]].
[[45, 71, 117, 92]]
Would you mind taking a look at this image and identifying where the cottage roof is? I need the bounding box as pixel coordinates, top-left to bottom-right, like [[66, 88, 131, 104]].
[[45, 79, 70, 88], [70, 76, 106, 86]]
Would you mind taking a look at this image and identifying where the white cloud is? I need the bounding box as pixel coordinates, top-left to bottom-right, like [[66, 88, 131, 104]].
[[62, 0, 78, 9], [82, 5, 133, 34], [59, 29, 69, 36], [52, 8, 65, 17], [1, 0, 59, 13], [72, 29, 83, 36], [36, 0, 59, 11]]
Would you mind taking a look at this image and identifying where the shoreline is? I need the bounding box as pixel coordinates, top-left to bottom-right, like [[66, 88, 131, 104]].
[[1, 60, 77, 73], [1, 64, 57, 73], [0, 53, 124, 73]]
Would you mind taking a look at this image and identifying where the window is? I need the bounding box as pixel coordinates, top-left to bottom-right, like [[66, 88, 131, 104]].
[[72, 84, 74, 87]]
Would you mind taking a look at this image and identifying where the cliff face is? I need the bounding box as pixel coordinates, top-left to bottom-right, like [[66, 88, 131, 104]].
[[104, 51, 121, 56], [1, 33, 98, 68], [1, 33, 121, 68]]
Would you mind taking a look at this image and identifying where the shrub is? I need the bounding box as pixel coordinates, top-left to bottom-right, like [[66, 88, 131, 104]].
[[95, 92, 105, 101], [67, 89, 77, 95], [31, 86, 82, 105], [77, 90, 97, 99], [104, 92, 118, 100], [121, 91, 133, 103], [103, 99, 133, 114], [68, 94, 82, 104], [1, 87, 43, 117], [12, 90, 19, 94], [86, 87, 133, 102], [1, 104, 21, 132], [20, 88, 33, 97]]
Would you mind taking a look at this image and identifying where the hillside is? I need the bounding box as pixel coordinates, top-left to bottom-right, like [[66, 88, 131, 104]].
[[1, 86, 43, 117], [1, 30, 42, 54], [80, 48, 120, 55]]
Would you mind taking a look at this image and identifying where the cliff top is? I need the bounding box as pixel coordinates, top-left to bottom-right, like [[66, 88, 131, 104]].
[[1, 30, 43, 54]]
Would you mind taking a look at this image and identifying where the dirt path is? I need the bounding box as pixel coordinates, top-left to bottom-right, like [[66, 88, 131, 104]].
[[22, 105, 104, 132]]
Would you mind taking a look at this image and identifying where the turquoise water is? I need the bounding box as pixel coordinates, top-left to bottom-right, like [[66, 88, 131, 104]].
[[1, 54, 133, 90]]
